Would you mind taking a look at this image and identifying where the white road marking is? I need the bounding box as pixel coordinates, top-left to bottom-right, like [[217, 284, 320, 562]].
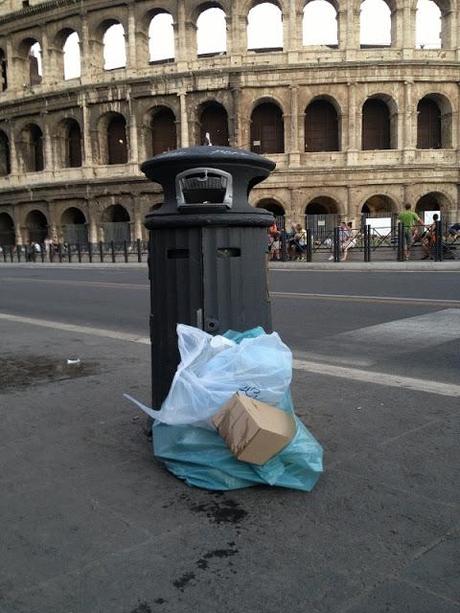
[[0, 311, 458, 398], [335, 308, 460, 350], [0, 313, 150, 345], [272, 291, 460, 307], [292, 359, 460, 398]]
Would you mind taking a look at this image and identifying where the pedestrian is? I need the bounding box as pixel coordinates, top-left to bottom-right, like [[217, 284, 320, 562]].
[[341, 221, 356, 261], [398, 204, 422, 261], [421, 213, 439, 259], [328, 221, 350, 260]]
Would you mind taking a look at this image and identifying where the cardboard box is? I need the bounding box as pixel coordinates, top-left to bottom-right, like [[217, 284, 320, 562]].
[[212, 392, 296, 465]]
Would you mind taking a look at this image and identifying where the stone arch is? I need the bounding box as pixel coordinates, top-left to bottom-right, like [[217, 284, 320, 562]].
[[304, 195, 341, 237], [250, 100, 285, 153], [198, 100, 229, 146], [416, 93, 452, 149], [361, 94, 398, 150], [196, 4, 227, 56], [360, 0, 393, 48], [62, 30, 81, 80], [416, 0, 453, 49], [98, 112, 128, 165], [0, 212, 15, 245], [305, 97, 340, 151], [149, 106, 177, 156], [415, 192, 451, 221], [61, 206, 88, 244], [25, 209, 48, 243], [19, 123, 44, 172], [18, 37, 42, 86], [100, 204, 131, 244], [148, 10, 175, 62], [303, 0, 338, 46], [0, 129, 10, 175], [56, 118, 82, 168], [0, 47, 7, 91], [247, 2, 284, 51], [100, 20, 127, 70], [361, 194, 397, 214]]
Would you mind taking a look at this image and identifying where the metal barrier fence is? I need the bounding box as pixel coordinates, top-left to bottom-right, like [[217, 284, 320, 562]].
[[269, 221, 458, 262], [0, 240, 148, 264], [1, 223, 458, 264]]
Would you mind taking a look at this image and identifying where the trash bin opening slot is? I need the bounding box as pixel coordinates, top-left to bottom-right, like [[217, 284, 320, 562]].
[[167, 248, 189, 259], [217, 248, 241, 258], [176, 168, 233, 208]]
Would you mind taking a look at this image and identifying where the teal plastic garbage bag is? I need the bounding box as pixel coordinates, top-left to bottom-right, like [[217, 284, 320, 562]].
[[149, 325, 323, 492], [153, 392, 323, 491]]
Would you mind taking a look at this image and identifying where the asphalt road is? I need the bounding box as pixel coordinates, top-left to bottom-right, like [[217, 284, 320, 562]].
[[0, 265, 459, 386], [1, 264, 459, 612]]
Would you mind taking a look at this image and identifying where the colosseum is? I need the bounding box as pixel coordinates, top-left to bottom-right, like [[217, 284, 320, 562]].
[[0, 0, 459, 247]]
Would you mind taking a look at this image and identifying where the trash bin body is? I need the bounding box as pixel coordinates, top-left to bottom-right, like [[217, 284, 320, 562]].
[[142, 146, 275, 409]]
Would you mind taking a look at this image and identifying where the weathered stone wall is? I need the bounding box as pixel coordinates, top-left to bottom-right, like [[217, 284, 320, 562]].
[[0, 0, 459, 243]]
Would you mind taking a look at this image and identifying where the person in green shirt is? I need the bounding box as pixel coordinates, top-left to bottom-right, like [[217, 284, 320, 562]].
[[398, 204, 423, 260]]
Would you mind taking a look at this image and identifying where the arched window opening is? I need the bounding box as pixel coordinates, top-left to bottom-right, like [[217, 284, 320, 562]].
[[0, 212, 15, 246], [62, 207, 88, 244], [0, 131, 10, 175], [305, 99, 339, 151], [107, 115, 128, 164], [21, 124, 44, 172], [63, 31, 81, 80], [416, 0, 441, 49], [256, 199, 285, 228], [415, 192, 448, 223], [0, 48, 7, 91], [361, 195, 395, 235], [197, 7, 227, 56], [63, 119, 82, 167], [360, 0, 391, 47], [417, 98, 441, 149], [199, 101, 229, 146], [25, 210, 48, 243], [247, 3, 283, 51], [250, 102, 284, 153], [149, 12, 175, 62], [101, 204, 131, 244], [151, 107, 177, 155], [29, 41, 42, 85], [303, 1, 338, 47], [304, 197, 339, 238], [362, 98, 391, 150], [103, 23, 126, 70]]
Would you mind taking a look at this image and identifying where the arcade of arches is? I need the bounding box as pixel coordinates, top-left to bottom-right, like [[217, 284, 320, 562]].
[[0, 0, 459, 243]]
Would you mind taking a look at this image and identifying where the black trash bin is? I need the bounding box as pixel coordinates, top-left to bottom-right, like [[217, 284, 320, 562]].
[[141, 146, 275, 410]]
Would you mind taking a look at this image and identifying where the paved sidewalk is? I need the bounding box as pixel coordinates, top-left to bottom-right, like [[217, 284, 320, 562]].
[[0, 321, 459, 613]]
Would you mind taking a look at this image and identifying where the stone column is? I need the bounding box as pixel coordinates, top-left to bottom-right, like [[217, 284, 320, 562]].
[[230, 79, 241, 147], [286, 0, 300, 57], [230, 6, 246, 57], [127, 5, 137, 70], [7, 122, 19, 176], [443, 9, 457, 50], [403, 80, 416, 163], [175, 1, 188, 67], [346, 81, 358, 164], [81, 93, 93, 167], [288, 85, 300, 165], [179, 91, 189, 147], [127, 90, 139, 164], [337, 8, 348, 50], [345, 7, 360, 59], [80, 13, 90, 81], [42, 115, 53, 171], [40, 31, 49, 85], [401, 0, 415, 58]]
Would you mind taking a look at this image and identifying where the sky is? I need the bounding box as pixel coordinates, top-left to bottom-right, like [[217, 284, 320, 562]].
[[28, 0, 443, 76]]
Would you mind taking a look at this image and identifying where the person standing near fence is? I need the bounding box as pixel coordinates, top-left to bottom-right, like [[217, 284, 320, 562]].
[[398, 204, 423, 261]]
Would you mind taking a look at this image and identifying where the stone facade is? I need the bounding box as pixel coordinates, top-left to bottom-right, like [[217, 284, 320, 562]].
[[0, 0, 459, 245]]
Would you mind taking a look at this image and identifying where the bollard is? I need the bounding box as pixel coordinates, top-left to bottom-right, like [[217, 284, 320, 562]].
[[306, 228, 313, 262], [16, 245, 21, 262], [141, 146, 275, 410], [68, 244, 72, 263], [77, 242, 82, 263], [333, 227, 340, 262], [434, 219, 443, 261], [397, 222, 404, 261], [111, 240, 116, 263], [99, 241, 104, 263], [123, 240, 128, 263], [88, 242, 93, 263], [137, 238, 142, 263]]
